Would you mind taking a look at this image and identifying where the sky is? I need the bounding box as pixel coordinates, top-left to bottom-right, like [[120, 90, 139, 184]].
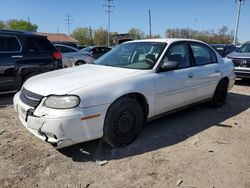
[[0, 0, 249, 43]]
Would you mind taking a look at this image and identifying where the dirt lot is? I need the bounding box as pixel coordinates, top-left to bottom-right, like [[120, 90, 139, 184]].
[[0, 80, 250, 188]]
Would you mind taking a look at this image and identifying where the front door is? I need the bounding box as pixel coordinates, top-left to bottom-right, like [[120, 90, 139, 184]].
[[155, 42, 198, 115]]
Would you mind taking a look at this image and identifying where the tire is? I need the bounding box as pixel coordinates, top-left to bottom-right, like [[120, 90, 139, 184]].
[[75, 60, 86, 66], [103, 97, 144, 147], [211, 79, 228, 107]]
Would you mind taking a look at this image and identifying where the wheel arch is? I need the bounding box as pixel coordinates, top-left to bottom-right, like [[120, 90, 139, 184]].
[[108, 92, 149, 121]]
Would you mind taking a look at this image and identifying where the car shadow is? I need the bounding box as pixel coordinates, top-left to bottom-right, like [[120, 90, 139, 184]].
[[59, 92, 250, 162], [235, 79, 250, 86], [0, 94, 14, 108]]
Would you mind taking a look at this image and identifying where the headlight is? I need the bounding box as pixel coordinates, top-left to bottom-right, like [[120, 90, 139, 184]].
[[44, 95, 80, 109]]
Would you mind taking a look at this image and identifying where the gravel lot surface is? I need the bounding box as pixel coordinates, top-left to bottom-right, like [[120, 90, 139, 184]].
[[0, 80, 250, 188]]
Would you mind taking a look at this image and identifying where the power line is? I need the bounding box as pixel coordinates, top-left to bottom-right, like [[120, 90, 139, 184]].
[[65, 14, 73, 35], [103, 0, 114, 46], [234, 0, 245, 45]]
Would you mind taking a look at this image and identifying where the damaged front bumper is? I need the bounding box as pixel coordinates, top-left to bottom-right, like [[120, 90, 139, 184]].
[[13, 92, 108, 149]]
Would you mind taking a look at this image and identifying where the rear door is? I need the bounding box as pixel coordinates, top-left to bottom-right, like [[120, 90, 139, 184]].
[[0, 35, 22, 92], [188, 42, 221, 100]]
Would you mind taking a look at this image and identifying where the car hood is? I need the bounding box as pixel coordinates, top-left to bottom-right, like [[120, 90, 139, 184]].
[[23, 64, 140, 96], [227, 52, 250, 59]]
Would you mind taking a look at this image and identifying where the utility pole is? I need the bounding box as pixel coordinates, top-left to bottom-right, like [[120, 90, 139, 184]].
[[103, 0, 114, 46], [65, 14, 73, 35], [234, 0, 245, 45], [148, 10, 152, 38]]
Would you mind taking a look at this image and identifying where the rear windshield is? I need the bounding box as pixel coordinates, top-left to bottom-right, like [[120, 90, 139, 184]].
[[22, 36, 55, 52]]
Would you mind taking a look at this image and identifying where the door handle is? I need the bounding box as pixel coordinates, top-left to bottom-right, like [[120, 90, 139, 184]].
[[12, 55, 23, 59], [188, 74, 194, 78], [215, 70, 220, 73]]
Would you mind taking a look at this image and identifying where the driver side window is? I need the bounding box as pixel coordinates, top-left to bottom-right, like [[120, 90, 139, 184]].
[[163, 43, 191, 69]]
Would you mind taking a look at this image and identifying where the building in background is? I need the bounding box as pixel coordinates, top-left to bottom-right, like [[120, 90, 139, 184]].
[[36, 32, 78, 48]]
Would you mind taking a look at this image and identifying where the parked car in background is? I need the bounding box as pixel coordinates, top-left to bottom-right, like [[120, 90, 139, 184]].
[[0, 30, 62, 94], [210, 44, 237, 58], [226, 41, 250, 78], [14, 38, 235, 149], [81, 46, 111, 59], [52, 41, 78, 49], [54, 44, 95, 67]]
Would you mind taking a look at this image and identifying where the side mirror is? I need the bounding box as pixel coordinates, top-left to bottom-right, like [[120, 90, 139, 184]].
[[161, 60, 178, 71]]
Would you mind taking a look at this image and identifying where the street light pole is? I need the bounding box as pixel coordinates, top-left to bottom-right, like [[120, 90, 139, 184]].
[[234, 0, 245, 45], [103, 0, 114, 46], [148, 10, 152, 38]]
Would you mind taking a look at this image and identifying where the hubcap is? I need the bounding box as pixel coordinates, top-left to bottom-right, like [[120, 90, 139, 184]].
[[114, 110, 136, 137]]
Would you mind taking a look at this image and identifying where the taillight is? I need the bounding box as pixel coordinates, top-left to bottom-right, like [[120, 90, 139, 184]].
[[53, 52, 62, 60]]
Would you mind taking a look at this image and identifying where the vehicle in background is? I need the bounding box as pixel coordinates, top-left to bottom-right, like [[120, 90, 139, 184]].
[[14, 38, 235, 149], [52, 41, 78, 49], [54, 44, 95, 67], [210, 44, 237, 58], [226, 41, 250, 78], [77, 45, 88, 50], [0, 30, 62, 94], [81, 46, 111, 59]]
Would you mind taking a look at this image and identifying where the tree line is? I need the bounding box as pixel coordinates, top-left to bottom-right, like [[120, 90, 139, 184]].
[[0, 19, 38, 32], [0, 19, 235, 45]]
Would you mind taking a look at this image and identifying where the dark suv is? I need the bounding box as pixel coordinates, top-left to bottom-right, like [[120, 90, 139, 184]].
[[0, 30, 62, 94], [226, 42, 250, 79]]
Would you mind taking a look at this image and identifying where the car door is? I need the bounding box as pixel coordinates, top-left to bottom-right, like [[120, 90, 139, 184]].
[[0, 35, 22, 92], [155, 42, 199, 115], [188, 42, 221, 100]]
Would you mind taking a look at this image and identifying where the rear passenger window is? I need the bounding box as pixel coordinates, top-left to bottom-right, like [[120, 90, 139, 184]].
[[0, 36, 21, 52], [23, 37, 54, 52], [190, 43, 217, 65]]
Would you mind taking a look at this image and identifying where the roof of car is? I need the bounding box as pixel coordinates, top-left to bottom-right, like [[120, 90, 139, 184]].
[[0, 29, 44, 37], [54, 44, 79, 51], [125, 38, 207, 44]]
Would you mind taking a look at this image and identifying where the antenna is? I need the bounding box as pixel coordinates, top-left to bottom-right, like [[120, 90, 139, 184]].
[[103, 0, 114, 46], [65, 14, 73, 35]]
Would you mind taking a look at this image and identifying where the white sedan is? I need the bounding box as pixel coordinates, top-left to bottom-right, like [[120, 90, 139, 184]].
[[14, 39, 235, 149]]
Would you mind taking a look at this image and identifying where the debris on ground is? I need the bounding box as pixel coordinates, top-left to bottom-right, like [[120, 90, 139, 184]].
[[96, 160, 108, 166], [176, 178, 183, 187]]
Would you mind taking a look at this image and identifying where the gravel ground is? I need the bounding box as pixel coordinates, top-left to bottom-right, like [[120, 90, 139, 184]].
[[0, 80, 250, 188]]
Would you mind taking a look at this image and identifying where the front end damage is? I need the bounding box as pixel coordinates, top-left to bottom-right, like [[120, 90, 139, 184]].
[[14, 91, 107, 149]]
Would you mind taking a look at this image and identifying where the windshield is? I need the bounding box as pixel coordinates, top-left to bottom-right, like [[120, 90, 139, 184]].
[[238, 43, 250, 53], [94, 42, 167, 70]]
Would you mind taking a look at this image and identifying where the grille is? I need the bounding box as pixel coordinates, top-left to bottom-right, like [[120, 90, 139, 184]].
[[232, 58, 250, 68], [20, 87, 44, 107]]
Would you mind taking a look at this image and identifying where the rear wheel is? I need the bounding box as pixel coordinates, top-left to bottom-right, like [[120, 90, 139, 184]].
[[103, 97, 144, 147], [211, 79, 228, 107]]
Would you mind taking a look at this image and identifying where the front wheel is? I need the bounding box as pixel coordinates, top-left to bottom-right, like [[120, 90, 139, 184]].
[[103, 97, 144, 147], [211, 79, 228, 107]]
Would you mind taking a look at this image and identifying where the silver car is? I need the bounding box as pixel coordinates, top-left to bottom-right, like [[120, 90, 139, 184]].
[[55, 44, 95, 68], [226, 42, 250, 78]]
